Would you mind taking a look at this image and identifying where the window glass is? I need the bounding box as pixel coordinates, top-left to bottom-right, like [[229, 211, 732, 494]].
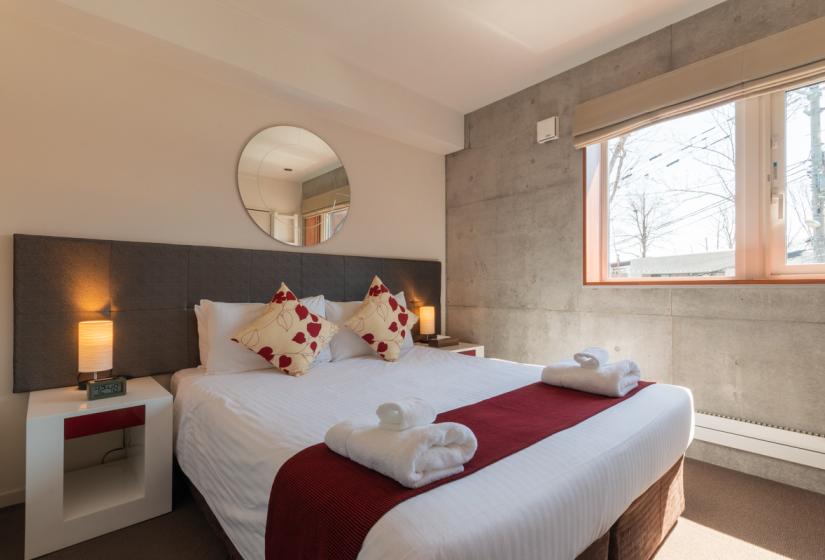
[[784, 81, 825, 265], [329, 208, 349, 236], [303, 206, 350, 246], [607, 103, 736, 278]]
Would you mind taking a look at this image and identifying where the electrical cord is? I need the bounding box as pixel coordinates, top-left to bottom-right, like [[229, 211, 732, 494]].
[[100, 429, 127, 465]]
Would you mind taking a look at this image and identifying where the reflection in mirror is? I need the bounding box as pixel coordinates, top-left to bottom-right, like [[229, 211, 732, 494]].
[[237, 126, 350, 246]]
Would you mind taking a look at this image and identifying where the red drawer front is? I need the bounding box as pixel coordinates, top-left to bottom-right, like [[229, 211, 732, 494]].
[[64, 405, 145, 440], [458, 349, 477, 356]]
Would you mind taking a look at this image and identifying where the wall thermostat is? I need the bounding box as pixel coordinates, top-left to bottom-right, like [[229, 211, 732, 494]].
[[537, 116, 559, 144]]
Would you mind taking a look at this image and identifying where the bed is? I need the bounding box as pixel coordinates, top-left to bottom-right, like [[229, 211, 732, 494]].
[[12, 235, 693, 559], [173, 347, 694, 560]]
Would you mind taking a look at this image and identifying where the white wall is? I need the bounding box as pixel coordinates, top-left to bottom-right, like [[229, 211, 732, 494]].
[[56, 0, 465, 154], [238, 174, 304, 215], [0, 6, 445, 505]]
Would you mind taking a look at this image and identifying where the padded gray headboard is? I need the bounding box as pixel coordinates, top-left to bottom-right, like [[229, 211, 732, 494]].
[[13, 234, 441, 393]]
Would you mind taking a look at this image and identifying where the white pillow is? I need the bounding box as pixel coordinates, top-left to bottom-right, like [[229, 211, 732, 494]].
[[326, 292, 415, 361], [194, 303, 207, 365], [203, 301, 268, 373], [199, 295, 329, 373], [325, 300, 367, 361]]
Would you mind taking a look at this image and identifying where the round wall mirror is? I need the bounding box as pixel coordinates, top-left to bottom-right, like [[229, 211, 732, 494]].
[[237, 126, 351, 246]]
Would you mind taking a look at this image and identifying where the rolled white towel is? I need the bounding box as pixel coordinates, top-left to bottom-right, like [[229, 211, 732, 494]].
[[541, 359, 641, 397], [376, 397, 437, 431], [573, 346, 610, 369], [325, 419, 477, 488]]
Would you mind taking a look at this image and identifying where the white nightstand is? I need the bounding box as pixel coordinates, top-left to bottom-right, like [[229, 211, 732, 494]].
[[25, 377, 172, 559], [415, 341, 485, 357]]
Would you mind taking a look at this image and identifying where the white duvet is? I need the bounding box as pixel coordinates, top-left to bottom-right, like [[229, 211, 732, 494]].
[[173, 347, 693, 560]]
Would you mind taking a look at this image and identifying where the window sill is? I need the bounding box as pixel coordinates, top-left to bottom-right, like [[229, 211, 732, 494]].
[[585, 277, 825, 286]]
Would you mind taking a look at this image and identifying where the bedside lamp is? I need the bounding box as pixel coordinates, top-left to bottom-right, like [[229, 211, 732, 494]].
[[418, 305, 436, 342], [78, 320, 113, 388]]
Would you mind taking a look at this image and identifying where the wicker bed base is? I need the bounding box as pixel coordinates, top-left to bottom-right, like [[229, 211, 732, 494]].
[[185, 456, 684, 560], [609, 457, 685, 560], [576, 530, 610, 560], [187, 475, 244, 560]]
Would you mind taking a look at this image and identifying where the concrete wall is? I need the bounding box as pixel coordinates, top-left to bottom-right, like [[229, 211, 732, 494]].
[[302, 166, 351, 214], [0, 5, 445, 507], [446, 0, 825, 493], [303, 166, 350, 199]]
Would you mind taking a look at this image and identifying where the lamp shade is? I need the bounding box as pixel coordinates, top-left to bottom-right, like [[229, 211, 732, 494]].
[[78, 320, 113, 373], [418, 306, 436, 336]]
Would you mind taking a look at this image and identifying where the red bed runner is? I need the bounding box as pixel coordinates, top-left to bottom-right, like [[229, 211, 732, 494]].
[[265, 381, 654, 559]]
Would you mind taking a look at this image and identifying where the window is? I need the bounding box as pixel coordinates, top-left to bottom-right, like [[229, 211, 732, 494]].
[[302, 205, 349, 246], [584, 78, 825, 284], [770, 81, 825, 273], [606, 104, 736, 278]]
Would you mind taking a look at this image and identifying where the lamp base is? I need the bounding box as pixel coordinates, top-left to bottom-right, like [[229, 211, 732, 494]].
[[427, 336, 459, 348]]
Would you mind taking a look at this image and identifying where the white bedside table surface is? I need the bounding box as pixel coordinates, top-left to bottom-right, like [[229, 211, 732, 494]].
[[28, 377, 170, 419]]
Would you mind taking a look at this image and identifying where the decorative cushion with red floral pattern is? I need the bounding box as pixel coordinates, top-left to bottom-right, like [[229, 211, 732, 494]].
[[345, 276, 419, 361], [232, 283, 338, 376]]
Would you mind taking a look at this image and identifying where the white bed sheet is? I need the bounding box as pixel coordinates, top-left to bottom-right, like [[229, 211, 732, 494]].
[[173, 347, 693, 560]]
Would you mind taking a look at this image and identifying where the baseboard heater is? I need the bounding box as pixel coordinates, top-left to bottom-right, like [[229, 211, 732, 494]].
[[694, 411, 825, 470]]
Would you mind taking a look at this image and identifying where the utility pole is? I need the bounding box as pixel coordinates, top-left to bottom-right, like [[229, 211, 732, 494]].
[[806, 85, 825, 261]]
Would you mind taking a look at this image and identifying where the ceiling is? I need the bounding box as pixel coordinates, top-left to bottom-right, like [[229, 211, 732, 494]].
[[239, 126, 342, 183], [49, 0, 726, 153], [219, 0, 725, 113]]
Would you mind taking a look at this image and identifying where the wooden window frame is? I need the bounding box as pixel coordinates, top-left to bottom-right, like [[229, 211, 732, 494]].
[[582, 96, 825, 286]]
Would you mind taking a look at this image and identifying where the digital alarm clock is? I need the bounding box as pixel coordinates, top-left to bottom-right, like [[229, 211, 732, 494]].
[[86, 376, 127, 400]]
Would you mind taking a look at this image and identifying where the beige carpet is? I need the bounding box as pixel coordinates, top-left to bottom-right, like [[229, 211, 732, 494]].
[[1, 459, 823, 559], [655, 460, 825, 560], [0, 473, 228, 560]]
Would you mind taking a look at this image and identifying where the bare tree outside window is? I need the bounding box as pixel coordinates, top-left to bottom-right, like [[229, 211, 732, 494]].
[[607, 103, 736, 278], [625, 190, 667, 258]]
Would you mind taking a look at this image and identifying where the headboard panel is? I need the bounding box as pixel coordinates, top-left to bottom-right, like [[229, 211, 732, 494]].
[[13, 234, 441, 393]]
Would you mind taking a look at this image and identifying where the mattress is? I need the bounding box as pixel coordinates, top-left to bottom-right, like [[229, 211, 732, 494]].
[[173, 347, 694, 560]]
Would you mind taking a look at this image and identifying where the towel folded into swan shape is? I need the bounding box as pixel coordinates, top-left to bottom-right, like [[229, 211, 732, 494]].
[[325, 419, 478, 488], [573, 346, 610, 369], [376, 397, 437, 431], [542, 359, 640, 397]]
